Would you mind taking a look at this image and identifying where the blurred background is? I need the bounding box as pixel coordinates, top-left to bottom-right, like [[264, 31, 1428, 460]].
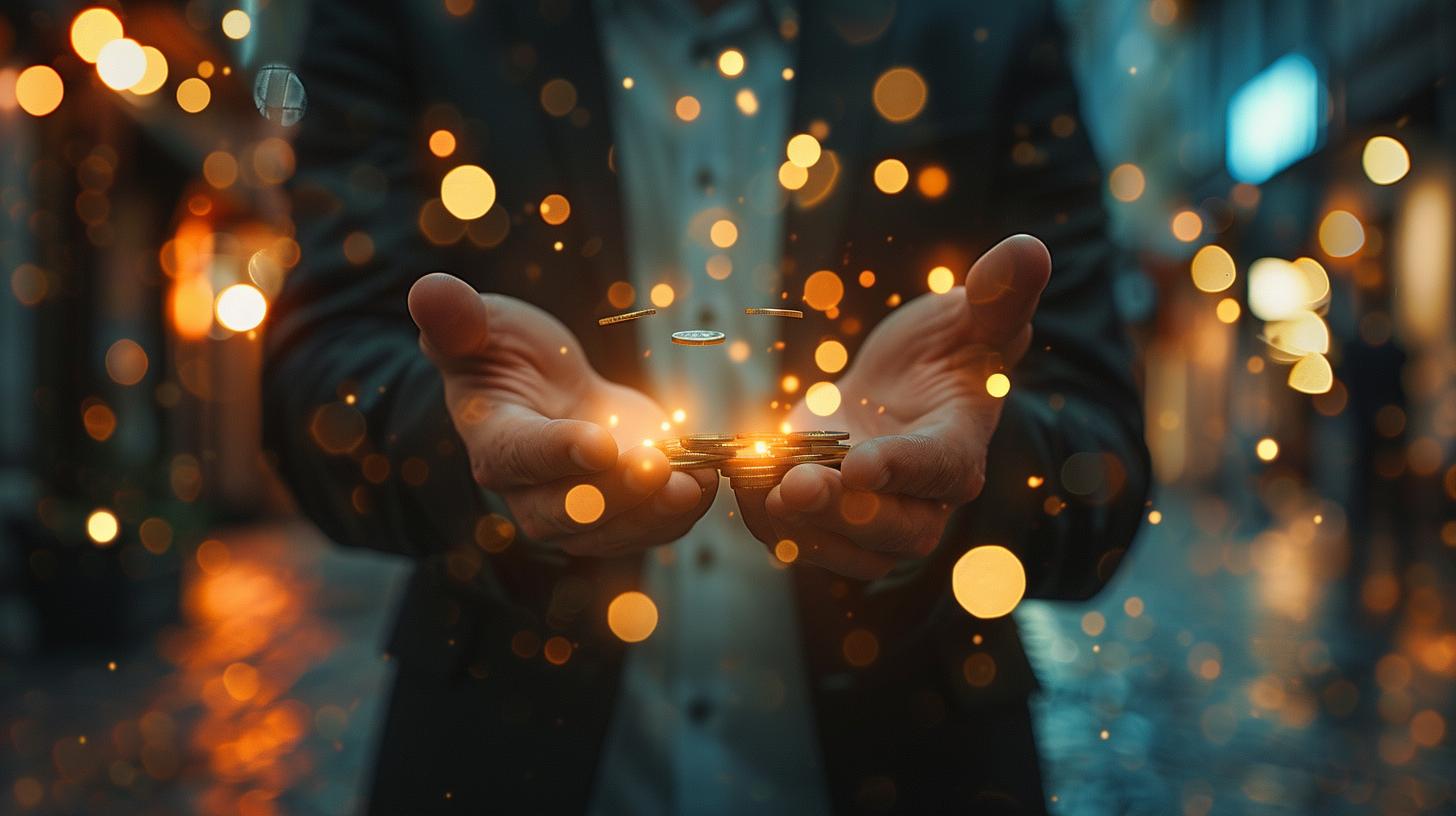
[[1, 0, 1453, 813]]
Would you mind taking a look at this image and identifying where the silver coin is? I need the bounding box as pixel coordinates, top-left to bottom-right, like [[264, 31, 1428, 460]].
[[670, 329, 727, 346]]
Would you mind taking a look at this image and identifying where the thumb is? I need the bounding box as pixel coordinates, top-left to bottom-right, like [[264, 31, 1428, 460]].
[[964, 234, 1051, 347], [408, 272, 489, 360]]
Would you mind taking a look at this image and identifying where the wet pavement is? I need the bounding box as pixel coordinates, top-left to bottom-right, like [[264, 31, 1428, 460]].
[[3, 496, 1454, 814]]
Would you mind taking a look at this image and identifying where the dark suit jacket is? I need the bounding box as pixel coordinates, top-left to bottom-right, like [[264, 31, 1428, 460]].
[[264, 0, 1150, 812]]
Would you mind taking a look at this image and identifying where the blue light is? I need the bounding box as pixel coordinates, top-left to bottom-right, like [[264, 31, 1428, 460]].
[[1226, 54, 1324, 185]]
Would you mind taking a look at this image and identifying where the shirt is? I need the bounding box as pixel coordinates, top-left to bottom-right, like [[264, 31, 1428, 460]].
[[589, 1, 830, 814]]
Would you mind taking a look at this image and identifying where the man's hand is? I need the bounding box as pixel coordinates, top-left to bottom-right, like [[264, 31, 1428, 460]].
[[734, 235, 1051, 579], [409, 273, 717, 555]]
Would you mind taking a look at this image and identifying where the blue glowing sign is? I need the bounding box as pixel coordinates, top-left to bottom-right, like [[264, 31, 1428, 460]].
[[1226, 54, 1324, 185]]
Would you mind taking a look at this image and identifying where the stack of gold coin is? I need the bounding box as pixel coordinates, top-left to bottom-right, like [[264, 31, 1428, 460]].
[[660, 431, 850, 490]]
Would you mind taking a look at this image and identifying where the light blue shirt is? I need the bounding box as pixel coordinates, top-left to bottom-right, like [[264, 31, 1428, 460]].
[[590, 1, 830, 813]]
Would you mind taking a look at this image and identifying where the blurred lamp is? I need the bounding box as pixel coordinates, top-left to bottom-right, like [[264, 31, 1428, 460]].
[[1227, 54, 1323, 185]]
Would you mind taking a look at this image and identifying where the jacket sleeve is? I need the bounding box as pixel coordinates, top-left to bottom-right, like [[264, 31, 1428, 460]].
[[814, 2, 1150, 675], [262, 0, 580, 608]]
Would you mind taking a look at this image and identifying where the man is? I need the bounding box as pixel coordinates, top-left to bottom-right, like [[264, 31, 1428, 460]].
[[264, 0, 1149, 812]]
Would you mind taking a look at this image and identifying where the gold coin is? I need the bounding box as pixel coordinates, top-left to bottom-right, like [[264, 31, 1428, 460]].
[[744, 307, 804, 318], [597, 308, 657, 326], [671, 329, 727, 346], [787, 430, 849, 442]]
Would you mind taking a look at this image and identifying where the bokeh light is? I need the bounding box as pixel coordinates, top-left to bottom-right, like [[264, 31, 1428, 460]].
[[428, 129, 456, 157], [717, 49, 745, 77], [709, 219, 738, 248], [70, 8, 123, 64], [1247, 258, 1310, 321], [917, 165, 949, 198], [814, 340, 848, 373], [1256, 437, 1280, 462], [129, 46, 169, 95], [97, 38, 148, 91], [215, 284, 268, 332], [1190, 245, 1237, 293], [786, 133, 821, 168], [607, 591, 658, 643], [1318, 210, 1365, 258], [927, 265, 955, 294], [778, 161, 809, 190], [986, 372, 1011, 398], [440, 165, 496, 220], [16, 66, 64, 117], [675, 95, 700, 122], [872, 67, 927, 123], [564, 484, 605, 525], [1288, 353, 1334, 395], [221, 10, 252, 40], [951, 545, 1027, 619], [176, 77, 211, 113], [540, 194, 571, 225], [1171, 209, 1204, 242], [804, 382, 841, 416], [87, 509, 120, 545], [650, 283, 675, 308], [1362, 136, 1410, 185], [802, 270, 844, 311], [1108, 163, 1146, 202], [873, 158, 909, 194]]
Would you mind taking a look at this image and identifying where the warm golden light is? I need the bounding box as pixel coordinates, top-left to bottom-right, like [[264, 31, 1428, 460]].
[[786, 133, 822, 168], [607, 591, 659, 643], [1255, 437, 1279, 462], [1215, 297, 1241, 323], [985, 372, 1011, 398], [428, 129, 456, 157], [717, 48, 745, 77], [781, 375, 800, 394], [105, 339, 149, 385], [927, 265, 955, 294], [1108, 163, 1145, 202], [872, 67, 927, 123], [221, 9, 252, 40], [805, 382, 841, 417], [1318, 210, 1364, 258], [215, 283, 267, 332], [1288, 353, 1333, 395], [440, 165, 496, 220], [1190, 244, 1236, 293], [222, 662, 260, 701], [951, 545, 1027, 619], [873, 158, 909, 194], [1247, 258, 1309, 321], [540, 194, 571, 225], [564, 484, 606, 525], [709, 219, 738, 248], [649, 282, 675, 308], [70, 8, 124, 64], [675, 95, 701, 122], [802, 270, 844, 311], [917, 165, 949, 198], [735, 88, 758, 116], [87, 509, 120, 545], [16, 66, 64, 117], [1362, 136, 1410, 185], [176, 77, 211, 113], [1171, 209, 1203, 242], [774, 539, 799, 563], [778, 161, 809, 190], [815, 340, 848, 374], [129, 46, 169, 95]]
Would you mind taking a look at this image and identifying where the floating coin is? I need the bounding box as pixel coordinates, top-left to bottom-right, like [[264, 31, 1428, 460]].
[[745, 307, 805, 318], [788, 430, 850, 441], [671, 329, 727, 346], [687, 433, 737, 443], [598, 308, 657, 326]]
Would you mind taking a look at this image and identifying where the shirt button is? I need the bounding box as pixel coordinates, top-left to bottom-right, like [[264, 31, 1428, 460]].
[[686, 697, 714, 725]]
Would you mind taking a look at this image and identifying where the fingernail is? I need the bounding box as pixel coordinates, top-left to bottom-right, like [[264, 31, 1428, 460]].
[[569, 444, 596, 471], [800, 479, 831, 512], [871, 467, 891, 492]]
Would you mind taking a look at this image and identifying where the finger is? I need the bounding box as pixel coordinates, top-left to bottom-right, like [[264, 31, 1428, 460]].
[[770, 466, 950, 557], [465, 404, 618, 489], [557, 469, 719, 556], [964, 234, 1051, 348], [408, 272, 489, 361], [506, 445, 672, 540], [762, 494, 897, 580], [838, 433, 985, 503], [732, 485, 779, 547]]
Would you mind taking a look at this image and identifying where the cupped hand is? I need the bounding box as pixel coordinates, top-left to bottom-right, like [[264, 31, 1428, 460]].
[[409, 273, 717, 555], [734, 235, 1051, 579]]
